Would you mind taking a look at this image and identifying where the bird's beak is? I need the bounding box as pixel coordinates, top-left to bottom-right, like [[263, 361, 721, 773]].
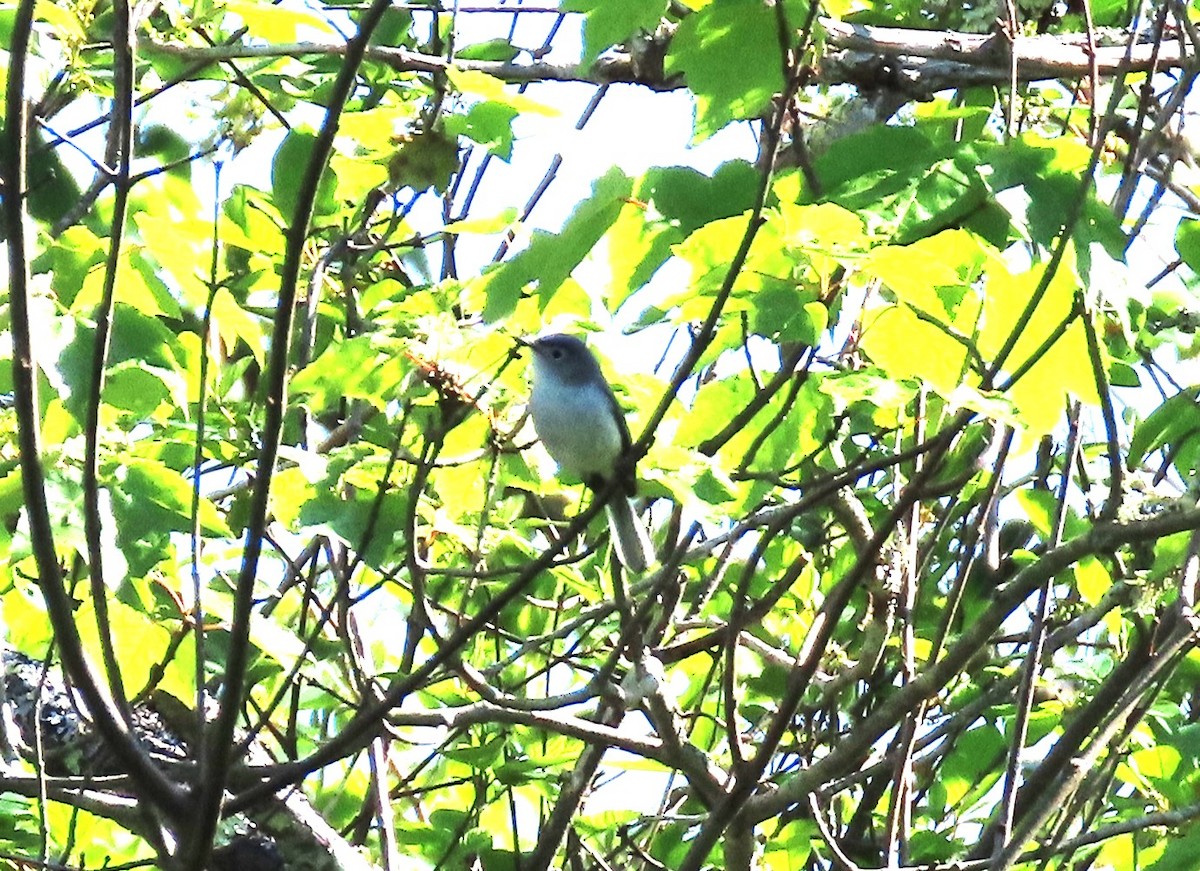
[[514, 335, 535, 352]]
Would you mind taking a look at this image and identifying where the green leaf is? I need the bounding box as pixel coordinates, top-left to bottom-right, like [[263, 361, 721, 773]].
[[562, 0, 668, 65], [1108, 358, 1140, 387], [138, 124, 192, 167], [339, 104, 414, 156], [819, 368, 918, 422], [603, 199, 679, 310], [864, 230, 986, 317], [913, 94, 995, 146], [978, 254, 1099, 433], [291, 335, 409, 411], [442, 737, 505, 769], [114, 458, 232, 541], [444, 101, 518, 160], [1130, 744, 1181, 781], [1176, 218, 1200, 274], [677, 375, 753, 449], [201, 585, 308, 664], [815, 124, 941, 212], [38, 308, 90, 418], [106, 363, 174, 420], [443, 208, 519, 236], [23, 129, 83, 230], [77, 598, 172, 695], [34, 226, 105, 307], [762, 819, 815, 866], [1142, 833, 1191, 871], [982, 134, 1096, 244], [593, 162, 760, 310], [269, 466, 317, 529], [211, 287, 267, 369], [771, 200, 869, 257], [673, 212, 755, 296], [67, 237, 183, 319], [367, 6, 413, 47], [1128, 386, 1200, 476], [693, 467, 736, 504], [35, 0, 86, 41], [472, 167, 633, 321], [643, 162, 758, 233], [860, 303, 972, 397], [297, 478, 408, 569], [1015, 488, 1057, 539], [129, 216, 208, 313], [895, 156, 990, 244], [273, 129, 338, 219], [456, 39, 520, 62], [941, 724, 1004, 809], [609, 178, 752, 307], [665, 0, 784, 139], [750, 285, 826, 344]]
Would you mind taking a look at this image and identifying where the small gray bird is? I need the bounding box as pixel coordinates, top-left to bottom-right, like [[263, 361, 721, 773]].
[[525, 334, 654, 573]]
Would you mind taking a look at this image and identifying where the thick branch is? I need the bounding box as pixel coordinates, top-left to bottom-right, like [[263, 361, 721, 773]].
[[138, 20, 1195, 96], [821, 19, 1183, 75]]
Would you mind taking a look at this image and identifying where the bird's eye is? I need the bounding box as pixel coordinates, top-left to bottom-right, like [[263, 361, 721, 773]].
[[551, 349, 564, 359]]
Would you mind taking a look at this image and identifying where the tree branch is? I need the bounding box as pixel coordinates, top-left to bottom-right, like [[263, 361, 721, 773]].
[[138, 18, 1197, 97], [2, 0, 187, 829], [745, 503, 1200, 825], [180, 0, 401, 863]]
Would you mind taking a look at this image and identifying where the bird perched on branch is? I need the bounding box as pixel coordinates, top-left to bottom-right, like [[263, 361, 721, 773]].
[[523, 334, 654, 573]]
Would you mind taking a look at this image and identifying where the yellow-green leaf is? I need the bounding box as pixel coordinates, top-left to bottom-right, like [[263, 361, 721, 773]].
[[860, 304, 970, 395], [446, 68, 558, 116], [1073, 555, 1111, 606]]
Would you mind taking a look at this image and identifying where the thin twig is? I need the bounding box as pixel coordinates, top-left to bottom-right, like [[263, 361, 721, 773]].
[[81, 0, 135, 722], [993, 402, 1082, 857]]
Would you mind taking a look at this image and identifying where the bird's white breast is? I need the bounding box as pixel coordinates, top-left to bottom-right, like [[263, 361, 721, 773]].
[[529, 367, 623, 480]]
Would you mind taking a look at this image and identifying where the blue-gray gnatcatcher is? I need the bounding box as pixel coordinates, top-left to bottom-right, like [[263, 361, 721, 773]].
[[525, 334, 654, 573]]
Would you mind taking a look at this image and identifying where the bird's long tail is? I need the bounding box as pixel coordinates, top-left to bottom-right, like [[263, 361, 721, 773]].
[[606, 496, 654, 573]]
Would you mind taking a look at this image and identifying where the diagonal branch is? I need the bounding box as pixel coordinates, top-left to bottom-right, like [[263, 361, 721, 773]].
[[180, 0, 402, 864]]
